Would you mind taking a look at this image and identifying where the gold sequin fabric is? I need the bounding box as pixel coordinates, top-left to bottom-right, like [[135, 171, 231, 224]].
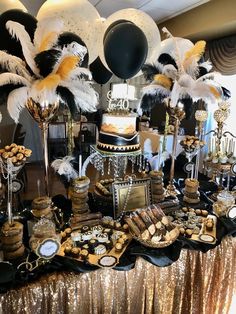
[[1, 237, 236, 314]]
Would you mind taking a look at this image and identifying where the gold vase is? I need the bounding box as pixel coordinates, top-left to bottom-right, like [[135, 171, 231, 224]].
[[26, 98, 59, 196]]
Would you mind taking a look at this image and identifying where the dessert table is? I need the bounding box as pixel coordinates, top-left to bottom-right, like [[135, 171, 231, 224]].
[[0, 236, 236, 314]]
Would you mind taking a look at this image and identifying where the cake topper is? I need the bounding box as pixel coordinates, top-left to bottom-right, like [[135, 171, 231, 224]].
[[107, 83, 136, 113]]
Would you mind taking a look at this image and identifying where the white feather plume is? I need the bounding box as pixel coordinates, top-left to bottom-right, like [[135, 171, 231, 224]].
[[199, 60, 213, 72], [189, 81, 219, 103], [34, 18, 64, 52], [0, 72, 30, 87], [7, 86, 29, 122], [142, 84, 170, 98], [162, 64, 178, 80], [51, 156, 78, 181], [61, 81, 98, 112], [183, 56, 199, 78], [197, 71, 219, 82], [68, 67, 92, 80], [171, 80, 188, 107], [162, 27, 184, 73], [61, 42, 87, 61], [0, 51, 32, 81], [49, 43, 88, 75], [6, 21, 38, 76]]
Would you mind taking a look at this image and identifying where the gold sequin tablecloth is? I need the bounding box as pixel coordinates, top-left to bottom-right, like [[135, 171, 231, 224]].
[[1, 236, 236, 314]]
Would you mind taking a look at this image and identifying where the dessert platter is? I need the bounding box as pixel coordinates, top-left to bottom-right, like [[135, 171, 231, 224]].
[[167, 207, 217, 244], [59, 217, 132, 268]]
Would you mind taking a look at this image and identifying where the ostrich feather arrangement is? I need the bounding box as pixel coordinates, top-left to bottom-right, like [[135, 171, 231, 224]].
[[141, 28, 230, 118], [0, 18, 98, 123], [51, 156, 78, 181]]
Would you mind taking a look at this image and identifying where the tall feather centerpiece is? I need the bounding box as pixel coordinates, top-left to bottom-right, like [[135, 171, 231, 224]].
[[0, 18, 98, 196], [141, 28, 230, 196]]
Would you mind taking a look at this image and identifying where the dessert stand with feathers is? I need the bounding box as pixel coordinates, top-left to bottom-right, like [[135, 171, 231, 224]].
[[140, 27, 230, 197], [0, 18, 98, 196], [204, 102, 236, 195]]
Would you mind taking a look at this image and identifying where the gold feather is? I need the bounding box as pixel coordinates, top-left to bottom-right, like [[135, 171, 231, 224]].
[[153, 74, 172, 90], [184, 40, 206, 62], [39, 31, 58, 52], [56, 56, 80, 80], [35, 74, 61, 91], [209, 86, 221, 99]]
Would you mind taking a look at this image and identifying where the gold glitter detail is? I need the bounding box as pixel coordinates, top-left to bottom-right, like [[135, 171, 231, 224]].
[[0, 237, 235, 313]]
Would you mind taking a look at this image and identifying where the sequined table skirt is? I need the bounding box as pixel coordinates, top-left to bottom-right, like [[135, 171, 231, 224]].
[[1, 237, 236, 314]]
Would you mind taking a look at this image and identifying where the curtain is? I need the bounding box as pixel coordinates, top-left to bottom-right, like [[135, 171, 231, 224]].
[[206, 34, 236, 75]]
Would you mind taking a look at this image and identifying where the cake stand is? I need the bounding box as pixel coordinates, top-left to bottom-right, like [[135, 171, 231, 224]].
[[81, 145, 143, 179]]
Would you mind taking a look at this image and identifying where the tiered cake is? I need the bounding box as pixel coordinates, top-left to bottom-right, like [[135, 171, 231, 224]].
[[97, 111, 140, 152]]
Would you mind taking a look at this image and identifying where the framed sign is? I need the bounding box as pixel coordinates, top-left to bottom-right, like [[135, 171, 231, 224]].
[[36, 238, 61, 260], [231, 162, 236, 176], [184, 162, 195, 174], [112, 178, 151, 218], [227, 206, 236, 219]]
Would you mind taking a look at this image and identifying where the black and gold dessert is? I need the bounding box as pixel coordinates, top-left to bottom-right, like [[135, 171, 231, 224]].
[[124, 205, 179, 248], [70, 177, 90, 215], [31, 196, 53, 218], [149, 170, 165, 202], [183, 179, 200, 204], [60, 219, 132, 268]]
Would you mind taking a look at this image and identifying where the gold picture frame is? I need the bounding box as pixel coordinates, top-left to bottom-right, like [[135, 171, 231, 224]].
[[112, 178, 151, 218]]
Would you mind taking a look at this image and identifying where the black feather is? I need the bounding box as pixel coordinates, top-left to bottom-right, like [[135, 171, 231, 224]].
[[140, 93, 165, 112], [181, 97, 194, 120], [158, 53, 178, 69], [56, 86, 78, 119], [222, 86, 231, 99], [35, 49, 62, 77], [57, 32, 89, 68], [142, 63, 161, 82], [197, 66, 208, 78], [0, 84, 24, 105]]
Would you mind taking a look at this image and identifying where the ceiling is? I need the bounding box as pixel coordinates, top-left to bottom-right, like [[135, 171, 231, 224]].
[[21, 0, 209, 23]]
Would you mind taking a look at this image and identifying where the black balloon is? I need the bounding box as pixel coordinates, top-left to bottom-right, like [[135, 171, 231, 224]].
[[104, 21, 148, 79], [57, 32, 89, 68], [89, 57, 112, 84], [0, 9, 37, 59]]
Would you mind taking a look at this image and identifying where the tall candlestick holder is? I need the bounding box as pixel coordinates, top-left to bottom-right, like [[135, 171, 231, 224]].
[[165, 100, 185, 196], [0, 158, 26, 225], [204, 102, 236, 194], [26, 98, 59, 196], [194, 109, 208, 180]]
